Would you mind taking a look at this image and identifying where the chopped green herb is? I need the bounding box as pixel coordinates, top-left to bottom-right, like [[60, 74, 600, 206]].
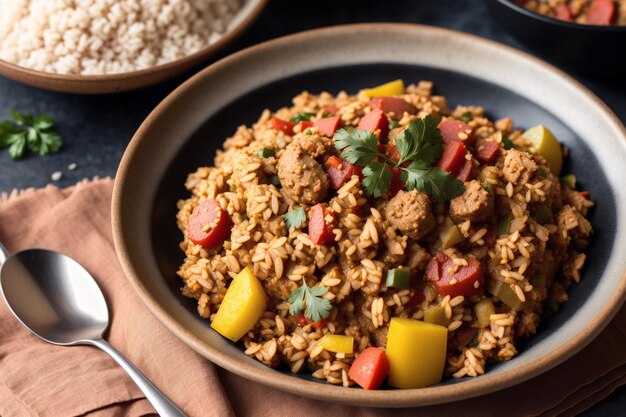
[[0, 111, 62, 160], [545, 299, 559, 315], [304, 128, 312, 135], [288, 277, 331, 322], [532, 205, 552, 225], [257, 148, 276, 158], [460, 111, 472, 123], [468, 335, 479, 348], [289, 112, 315, 123], [322, 113, 330, 118], [502, 135, 515, 150], [334, 115, 464, 201], [538, 167, 547, 179], [388, 120, 400, 130], [482, 182, 494, 195], [284, 206, 306, 229], [386, 268, 411, 289]]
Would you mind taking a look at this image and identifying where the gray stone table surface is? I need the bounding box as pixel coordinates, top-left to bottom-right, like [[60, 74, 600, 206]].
[[0, 0, 624, 415]]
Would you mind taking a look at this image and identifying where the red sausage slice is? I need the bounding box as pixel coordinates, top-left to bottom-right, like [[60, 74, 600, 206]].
[[436, 141, 467, 175], [587, 0, 615, 25], [370, 97, 417, 118], [314, 116, 341, 137], [187, 200, 232, 248], [476, 141, 500, 164], [439, 119, 474, 144], [308, 204, 336, 245], [555, 4, 573, 21], [456, 159, 474, 182], [357, 108, 389, 138]]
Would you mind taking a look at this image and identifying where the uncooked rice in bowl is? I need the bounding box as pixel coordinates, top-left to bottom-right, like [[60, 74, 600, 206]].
[[0, 0, 241, 75]]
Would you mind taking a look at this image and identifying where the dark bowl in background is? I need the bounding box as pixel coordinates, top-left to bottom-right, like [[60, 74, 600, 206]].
[[485, 0, 626, 77]]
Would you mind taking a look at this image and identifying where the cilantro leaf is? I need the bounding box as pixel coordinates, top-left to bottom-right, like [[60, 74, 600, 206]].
[[400, 161, 465, 203], [288, 278, 331, 322], [334, 128, 382, 166], [362, 161, 392, 198], [395, 114, 442, 166], [284, 206, 306, 229], [502, 135, 515, 150], [0, 111, 62, 160], [461, 111, 472, 123], [289, 112, 315, 123]]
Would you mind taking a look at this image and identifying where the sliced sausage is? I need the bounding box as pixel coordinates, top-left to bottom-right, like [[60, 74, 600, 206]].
[[383, 189, 436, 240], [450, 180, 493, 222], [277, 141, 329, 205], [502, 149, 537, 185]]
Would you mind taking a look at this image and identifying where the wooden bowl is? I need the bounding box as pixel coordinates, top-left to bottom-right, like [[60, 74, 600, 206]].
[[112, 24, 626, 406], [0, 0, 266, 94]]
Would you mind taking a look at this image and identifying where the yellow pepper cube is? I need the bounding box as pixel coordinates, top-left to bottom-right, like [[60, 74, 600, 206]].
[[386, 318, 448, 388], [211, 267, 267, 342], [363, 79, 405, 98], [522, 125, 563, 176], [317, 334, 354, 354]]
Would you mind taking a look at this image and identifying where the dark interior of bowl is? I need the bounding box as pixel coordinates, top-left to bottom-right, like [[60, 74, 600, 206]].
[[151, 64, 615, 387], [485, 0, 626, 77]]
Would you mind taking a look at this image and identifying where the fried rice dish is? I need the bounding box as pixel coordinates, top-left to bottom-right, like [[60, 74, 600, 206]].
[[176, 79, 594, 389]]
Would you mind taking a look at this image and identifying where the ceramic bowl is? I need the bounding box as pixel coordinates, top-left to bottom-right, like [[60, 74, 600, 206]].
[[112, 24, 626, 407], [485, 0, 626, 76], [0, 0, 266, 94]]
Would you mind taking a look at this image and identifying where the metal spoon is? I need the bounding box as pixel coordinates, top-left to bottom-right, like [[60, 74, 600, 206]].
[[0, 242, 187, 417]]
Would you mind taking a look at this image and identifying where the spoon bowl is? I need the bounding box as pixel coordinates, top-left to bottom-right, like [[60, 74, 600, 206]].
[[0, 244, 187, 417], [1, 249, 108, 345]]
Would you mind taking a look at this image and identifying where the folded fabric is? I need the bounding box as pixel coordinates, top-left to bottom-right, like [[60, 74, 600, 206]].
[[0, 178, 623, 417]]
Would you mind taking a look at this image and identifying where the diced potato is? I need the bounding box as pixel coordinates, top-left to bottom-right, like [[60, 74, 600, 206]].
[[317, 334, 354, 353], [440, 224, 464, 249], [474, 299, 495, 328], [363, 79, 404, 98], [386, 318, 447, 388], [423, 306, 452, 327], [522, 125, 563, 176], [211, 267, 267, 341]]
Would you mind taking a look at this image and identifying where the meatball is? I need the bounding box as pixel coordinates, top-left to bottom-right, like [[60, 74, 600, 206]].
[[277, 141, 329, 205], [383, 189, 435, 240], [503, 149, 537, 185], [450, 180, 493, 222]]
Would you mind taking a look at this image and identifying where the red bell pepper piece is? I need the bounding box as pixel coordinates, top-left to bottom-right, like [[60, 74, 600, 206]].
[[293, 313, 327, 330], [314, 116, 341, 137], [476, 141, 500, 164], [587, 0, 615, 25], [187, 200, 232, 248], [555, 3, 573, 21], [580, 191, 590, 199], [348, 347, 389, 390], [425, 251, 484, 297], [357, 109, 389, 138], [439, 119, 474, 144], [389, 166, 404, 196], [308, 204, 336, 245], [271, 117, 296, 135], [370, 97, 417, 118], [298, 121, 314, 131], [325, 156, 363, 189], [436, 141, 467, 176]]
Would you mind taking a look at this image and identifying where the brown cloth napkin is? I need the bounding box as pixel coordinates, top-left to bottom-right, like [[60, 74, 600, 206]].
[[0, 178, 624, 417]]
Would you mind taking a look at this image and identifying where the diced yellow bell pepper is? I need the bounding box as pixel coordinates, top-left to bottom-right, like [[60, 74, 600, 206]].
[[211, 267, 267, 342], [317, 334, 354, 354], [386, 318, 447, 388], [522, 125, 563, 176], [423, 306, 452, 327], [363, 79, 404, 98]]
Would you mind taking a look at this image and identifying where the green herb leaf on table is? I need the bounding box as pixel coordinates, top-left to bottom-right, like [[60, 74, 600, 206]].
[[288, 277, 331, 322], [289, 112, 315, 123], [284, 206, 307, 229], [0, 111, 62, 160]]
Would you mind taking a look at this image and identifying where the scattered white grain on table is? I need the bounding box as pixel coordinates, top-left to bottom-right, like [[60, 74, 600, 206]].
[[68, 163, 77, 171], [51, 171, 63, 181], [0, 0, 242, 75]]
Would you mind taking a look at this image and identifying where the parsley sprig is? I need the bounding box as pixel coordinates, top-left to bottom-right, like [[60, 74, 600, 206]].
[[334, 115, 464, 202], [0, 111, 62, 160], [288, 277, 331, 322], [284, 206, 306, 229], [289, 112, 315, 123]]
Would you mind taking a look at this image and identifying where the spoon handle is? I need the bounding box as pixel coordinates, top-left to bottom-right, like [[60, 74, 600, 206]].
[[87, 338, 188, 417]]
